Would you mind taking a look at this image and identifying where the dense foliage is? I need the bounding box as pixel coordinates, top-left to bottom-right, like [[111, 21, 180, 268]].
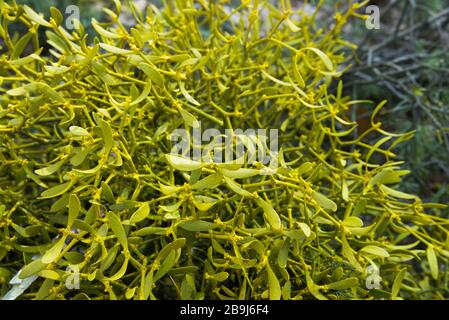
[[0, 0, 448, 300]]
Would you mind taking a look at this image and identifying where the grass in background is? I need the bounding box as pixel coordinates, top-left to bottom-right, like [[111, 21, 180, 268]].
[[341, 0, 449, 205]]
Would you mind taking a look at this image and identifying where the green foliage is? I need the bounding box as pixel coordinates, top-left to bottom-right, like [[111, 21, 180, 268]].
[[0, 0, 448, 300]]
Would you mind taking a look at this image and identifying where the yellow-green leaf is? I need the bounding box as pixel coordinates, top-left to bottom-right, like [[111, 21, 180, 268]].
[[305, 271, 327, 300], [359, 245, 389, 258], [179, 108, 200, 128], [138, 62, 164, 86], [99, 118, 114, 153], [427, 246, 438, 280], [190, 172, 222, 190], [266, 264, 281, 300], [312, 191, 337, 212], [391, 268, 406, 299], [42, 238, 65, 264], [379, 184, 417, 200], [257, 198, 282, 230], [224, 176, 254, 198], [34, 159, 64, 176], [327, 277, 359, 290], [69, 126, 90, 136], [341, 233, 363, 272], [109, 212, 128, 250], [106, 257, 129, 281], [179, 81, 200, 106], [24, 5, 52, 27], [165, 154, 205, 171], [68, 194, 80, 227], [92, 18, 122, 39], [125, 287, 137, 300], [221, 168, 260, 179], [154, 250, 176, 282], [99, 43, 132, 55], [130, 202, 150, 224], [303, 47, 334, 71], [38, 270, 60, 280], [179, 220, 217, 232], [40, 181, 73, 199], [19, 259, 47, 279]]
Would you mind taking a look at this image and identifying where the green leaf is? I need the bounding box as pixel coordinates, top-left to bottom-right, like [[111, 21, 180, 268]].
[[297, 222, 311, 237], [179, 81, 200, 106], [179, 220, 217, 232], [50, 7, 63, 26], [342, 180, 349, 202], [155, 238, 186, 264], [40, 181, 73, 199], [369, 168, 406, 186], [312, 191, 337, 212], [99, 43, 132, 55], [42, 238, 65, 264], [106, 257, 129, 281], [327, 277, 359, 290], [69, 126, 90, 136], [305, 271, 327, 300], [12, 33, 33, 59], [277, 239, 289, 268], [38, 270, 60, 280], [134, 227, 167, 236], [282, 280, 291, 300], [108, 212, 128, 250], [92, 60, 117, 85], [285, 18, 301, 32], [34, 159, 64, 176], [192, 195, 217, 211], [292, 55, 305, 88], [221, 168, 260, 179], [342, 216, 364, 228], [427, 246, 438, 280], [19, 259, 47, 279], [207, 272, 229, 282], [154, 250, 176, 282], [129, 81, 152, 106], [379, 184, 417, 200], [391, 268, 406, 299], [101, 182, 115, 204], [68, 194, 80, 227], [224, 176, 254, 198], [341, 234, 363, 272], [70, 148, 88, 167], [304, 47, 334, 71], [359, 245, 389, 258], [125, 287, 137, 300], [165, 154, 205, 171], [190, 172, 222, 190], [92, 19, 122, 39], [257, 198, 282, 230], [138, 62, 164, 86], [179, 108, 200, 128], [7, 87, 27, 96], [266, 264, 281, 300], [99, 118, 114, 154], [130, 202, 150, 224], [24, 5, 52, 27]]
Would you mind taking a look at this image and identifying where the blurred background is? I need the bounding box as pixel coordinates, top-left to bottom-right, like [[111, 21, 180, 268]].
[[9, 0, 449, 205]]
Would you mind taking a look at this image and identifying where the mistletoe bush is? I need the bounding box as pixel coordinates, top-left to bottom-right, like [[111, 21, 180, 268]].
[[0, 0, 448, 300]]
